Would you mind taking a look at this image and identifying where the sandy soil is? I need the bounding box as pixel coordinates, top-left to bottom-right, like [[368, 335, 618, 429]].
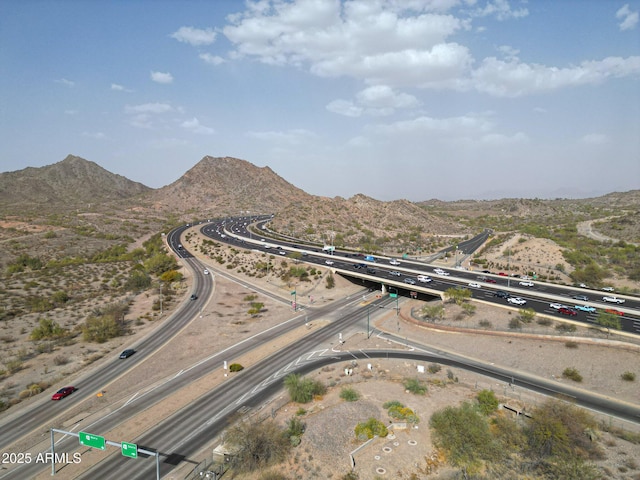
[[2, 232, 640, 480]]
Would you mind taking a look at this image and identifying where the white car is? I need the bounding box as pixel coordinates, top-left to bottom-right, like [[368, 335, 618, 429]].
[[549, 302, 568, 310], [279, 251, 286, 255], [389, 259, 401, 265], [602, 287, 615, 292], [433, 268, 449, 276], [519, 281, 534, 287], [417, 275, 432, 283], [603, 296, 625, 304], [468, 282, 481, 288], [404, 278, 417, 285], [507, 297, 527, 305], [325, 260, 335, 265], [389, 271, 401, 276], [203, 269, 209, 275]]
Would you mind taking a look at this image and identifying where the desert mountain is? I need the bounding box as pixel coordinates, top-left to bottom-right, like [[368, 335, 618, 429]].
[[0, 155, 151, 212], [151, 156, 313, 214]]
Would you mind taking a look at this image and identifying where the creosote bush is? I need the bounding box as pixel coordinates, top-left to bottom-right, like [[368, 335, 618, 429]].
[[562, 367, 583, 382], [229, 363, 244, 372], [339, 387, 360, 402], [403, 378, 428, 395], [620, 371, 636, 381]]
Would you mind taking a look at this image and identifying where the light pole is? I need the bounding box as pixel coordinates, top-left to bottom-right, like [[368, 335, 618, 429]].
[[367, 304, 370, 339]]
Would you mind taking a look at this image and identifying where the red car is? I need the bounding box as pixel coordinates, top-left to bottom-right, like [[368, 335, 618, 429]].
[[485, 278, 497, 284], [51, 386, 76, 400], [605, 308, 624, 316], [497, 272, 507, 276], [558, 307, 578, 316]]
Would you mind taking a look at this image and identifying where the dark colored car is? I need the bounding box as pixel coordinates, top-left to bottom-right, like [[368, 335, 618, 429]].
[[52, 386, 76, 401], [190, 294, 198, 301], [119, 349, 136, 359], [366, 268, 376, 274], [558, 307, 578, 316], [485, 278, 497, 284], [493, 290, 509, 298]]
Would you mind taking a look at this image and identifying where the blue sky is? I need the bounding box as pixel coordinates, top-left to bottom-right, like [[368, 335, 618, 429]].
[[1, 0, 639, 201]]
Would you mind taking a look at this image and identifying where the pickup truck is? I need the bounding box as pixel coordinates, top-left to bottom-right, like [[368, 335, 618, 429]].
[[603, 296, 625, 304]]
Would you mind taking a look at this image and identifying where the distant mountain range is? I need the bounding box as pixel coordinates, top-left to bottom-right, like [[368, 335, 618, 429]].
[[1, 155, 638, 242]]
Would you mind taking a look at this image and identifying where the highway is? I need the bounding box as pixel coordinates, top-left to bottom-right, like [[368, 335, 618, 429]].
[[2, 215, 638, 478], [203, 215, 640, 335]]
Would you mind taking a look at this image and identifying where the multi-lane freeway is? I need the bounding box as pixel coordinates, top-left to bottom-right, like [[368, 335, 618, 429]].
[[1, 214, 638, 479]]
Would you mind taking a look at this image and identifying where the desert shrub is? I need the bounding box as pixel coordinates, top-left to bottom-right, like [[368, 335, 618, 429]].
[[244, 294, 258, 302], [428, 363, 442, 374], [562, 367, 583, 382], [430, 402, 502, 474], [325, 273, 335, 289], [225, 420, 291, 473], [621, 371, 636, 381], [564, 341, 578, 349], [53, 355, 68, 366], [82, 316, 125, 343], [229, 363, 244, 372], [5, 359, 23, 374], [508, 318, 522, 329], [403, 378, 428, 395], [295, 408, 306, 416], [354, 417, 388, 440], [478, 319, 492, 328], [517, 308, 536, 323], [259, 472, 291, 480], [555, 323, 577, 333], [30, 318, 67, 340], [476, 389, 499, 415], [284, 374, 326, 403], [387, 403, 419, 424], [382, 400, 403, 409], [537, 317, 553, 326], [447, 369, 458, 382], [339, 387, 360, 402]]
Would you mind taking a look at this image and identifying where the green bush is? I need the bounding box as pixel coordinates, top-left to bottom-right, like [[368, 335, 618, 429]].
[[403, 378, 428, 395], [428, 363, 441, 374], [562, 367, 583, 382], [621, 371, 636, 382], [284, 374, 326, 403], [339, 387, 360, 402], [555, 323, 577, 333], [476, 389, 499, 415], [229, 363, 244, 372], [565, 341, 578, 349], [382, 400, 404, 409], [354, 418, 388, 440]]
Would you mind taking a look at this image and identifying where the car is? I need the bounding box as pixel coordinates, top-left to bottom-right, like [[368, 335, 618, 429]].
[[497, 272, 507, 276], [494, 290, 510, 298], [574, 305, 596, 313], [481, 270, 492, 274], [366, 268, 376, 274], [404, 278, 417, 285], [558, 307, 578, 316], [433, 268, 449, 276], [519, 281, 534, 287], [417, 275, 432, 283], [325, 260, 334, 265], [468, 282, 481, 288], [603, 296, 625, 304], [119, 349, 136, 359], [605, 308, 624, 316], [602, 286, 615, 292], [507, 297, 526, 305], [51, 386, 76, 401], [389, 259, 401, 265], [485, 278, 497, 284], [573, 294, 589, 301], [549, 303, 568, 310], [389, 271, 401, 276], [578, 283, 589, 288], [203, 269, 209, 275], [279, 251, 286, 255], [190, 294, 198, 301]]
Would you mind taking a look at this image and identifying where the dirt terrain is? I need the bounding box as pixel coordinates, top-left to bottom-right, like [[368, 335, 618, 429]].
[[2, 231, 639, 480]]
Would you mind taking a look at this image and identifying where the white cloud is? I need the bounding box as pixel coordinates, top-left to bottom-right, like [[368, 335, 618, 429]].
[[470, 0, 528, 21], [370, 113, 494, 137], [171, 26, 217, 46], [616, 4, 639, 31], [55, 78, 75, 87], [356, 85, 419, 109], [125, 102, 173, 114], [326, 99, 363, 117], [199, 53, 226, 65], [472, 55, 640, 97], [150, 71, 174, 84], [181, 117, 215, 135], [111, 83, 132, 92]]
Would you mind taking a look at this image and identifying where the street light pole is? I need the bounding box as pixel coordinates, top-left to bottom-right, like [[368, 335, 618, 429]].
[[367, 304, 370, 339]]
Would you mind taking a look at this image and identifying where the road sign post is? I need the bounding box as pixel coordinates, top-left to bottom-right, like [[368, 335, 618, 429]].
[[291, 290, 296, 311], [79, 431, 106, 450], [121, 441, 138, 458]]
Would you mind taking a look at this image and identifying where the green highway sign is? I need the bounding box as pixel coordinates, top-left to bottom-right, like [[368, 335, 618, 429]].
[[79, 431, 105, 450], [121, 441, 138, 458], [390, 293, 398, 298], [290, 290, 296, 295]]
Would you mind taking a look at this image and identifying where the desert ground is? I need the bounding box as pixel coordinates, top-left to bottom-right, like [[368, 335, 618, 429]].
[[1, 230, 639, 480]]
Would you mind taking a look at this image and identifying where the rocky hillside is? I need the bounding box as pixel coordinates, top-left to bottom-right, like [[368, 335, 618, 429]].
[[0, 155, 151, 212]]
